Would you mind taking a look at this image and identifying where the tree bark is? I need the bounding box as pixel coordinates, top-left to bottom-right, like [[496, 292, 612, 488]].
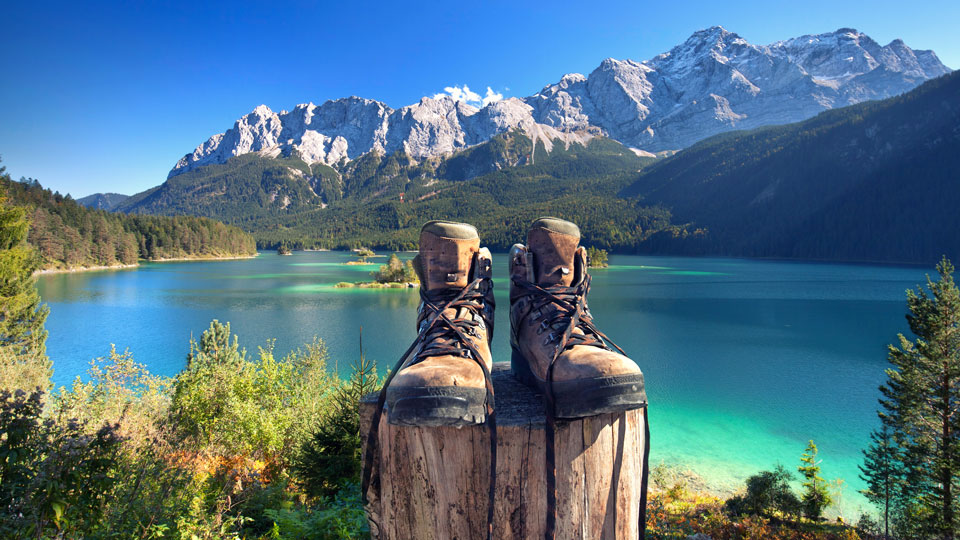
[[361, 364, 647, 540]]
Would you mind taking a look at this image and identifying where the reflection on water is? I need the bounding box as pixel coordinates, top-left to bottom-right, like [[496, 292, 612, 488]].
[[38, 251, 931, 515]]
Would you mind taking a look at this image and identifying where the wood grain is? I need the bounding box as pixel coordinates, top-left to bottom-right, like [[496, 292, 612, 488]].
[[361, 364, 646, 540]]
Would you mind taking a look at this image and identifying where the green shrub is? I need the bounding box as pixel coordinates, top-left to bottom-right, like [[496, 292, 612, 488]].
[[171, 320, 335, 462], [725, 465, 801, 518], [264, 483, 369, 540], [0, 389, 123, 538], [354, 248, 374, 263], [799, 440, 831, 520]]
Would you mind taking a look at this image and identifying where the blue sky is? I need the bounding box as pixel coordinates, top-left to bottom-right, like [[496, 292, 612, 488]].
[[1, 0, 957, 198]]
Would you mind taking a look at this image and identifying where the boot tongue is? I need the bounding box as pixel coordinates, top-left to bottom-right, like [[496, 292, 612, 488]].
[[415, 221, 480, 292], [527, 217, 581, 287]]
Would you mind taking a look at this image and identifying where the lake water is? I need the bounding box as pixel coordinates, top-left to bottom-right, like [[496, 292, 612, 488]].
[[37, 251, 930, 516]]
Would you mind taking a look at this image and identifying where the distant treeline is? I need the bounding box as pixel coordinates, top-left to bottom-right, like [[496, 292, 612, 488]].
[[1, 176, 257, 270]]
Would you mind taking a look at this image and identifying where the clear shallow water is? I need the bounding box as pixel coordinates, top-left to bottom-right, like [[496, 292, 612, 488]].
[[38, 251, 928, 516]]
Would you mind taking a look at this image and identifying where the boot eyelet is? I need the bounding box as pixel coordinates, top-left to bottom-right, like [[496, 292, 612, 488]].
[[543, 332, 556, 345]]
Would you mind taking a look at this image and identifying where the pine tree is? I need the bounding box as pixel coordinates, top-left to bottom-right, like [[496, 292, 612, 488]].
[[798, 440, 832, 520], [0, 158, 49, 392], [865, 257, 960, 538], [860, 424, 899, 539]]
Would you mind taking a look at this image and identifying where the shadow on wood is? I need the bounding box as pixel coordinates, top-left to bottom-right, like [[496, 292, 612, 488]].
[[361, 364, 646, 540]]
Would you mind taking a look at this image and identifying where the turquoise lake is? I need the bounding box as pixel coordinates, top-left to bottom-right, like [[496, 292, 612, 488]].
[[37, 251, 930, 516]]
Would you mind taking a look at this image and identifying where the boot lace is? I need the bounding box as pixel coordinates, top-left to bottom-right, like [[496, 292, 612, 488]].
[[512, 273, 625, 361], [414, 284, 490, 361]]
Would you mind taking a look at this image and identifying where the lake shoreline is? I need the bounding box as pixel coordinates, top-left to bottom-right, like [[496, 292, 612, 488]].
[[146, 253, 260, 264], [34, 253, 259, 276], [334, 281, 419, 289]]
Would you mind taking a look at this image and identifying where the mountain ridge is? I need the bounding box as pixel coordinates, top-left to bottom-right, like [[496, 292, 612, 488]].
[[77, 192, 129, 211], [167, 26, 950, 179], [621, 69, 960, 263]]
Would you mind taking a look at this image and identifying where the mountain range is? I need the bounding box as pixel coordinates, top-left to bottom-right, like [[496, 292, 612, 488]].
[[162, 26, 949, 179], [84, 26, 957, 264]]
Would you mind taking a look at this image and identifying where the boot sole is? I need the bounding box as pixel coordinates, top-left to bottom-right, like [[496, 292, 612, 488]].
[[511, 347, 647, 419], [386, 386, 487, 427]]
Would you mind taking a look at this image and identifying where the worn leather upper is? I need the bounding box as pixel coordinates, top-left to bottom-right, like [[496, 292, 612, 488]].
[[389, 223, 493, 392], [510, 219, 640, 383]]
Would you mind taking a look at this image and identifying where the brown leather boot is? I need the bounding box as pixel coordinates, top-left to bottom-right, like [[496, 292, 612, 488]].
[[384, 220, 496, 426], [509, 217, 646, 418]]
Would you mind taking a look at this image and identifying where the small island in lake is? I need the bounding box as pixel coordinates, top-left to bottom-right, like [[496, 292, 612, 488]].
[[586, 246, 609, 268], [277, 244, 292, 256], [344, 247, 379, 265], [336, 253, 419, 288]]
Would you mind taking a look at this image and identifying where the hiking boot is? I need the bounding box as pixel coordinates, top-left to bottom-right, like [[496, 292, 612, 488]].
[[384, 220, 496, 426], [509, 217, 646, 418]]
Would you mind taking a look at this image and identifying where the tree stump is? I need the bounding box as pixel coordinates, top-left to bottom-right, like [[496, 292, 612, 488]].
[[361, 364, 647, 540]]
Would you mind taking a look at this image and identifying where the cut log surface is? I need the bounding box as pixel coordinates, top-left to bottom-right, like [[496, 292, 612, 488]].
[[361, 364, 647, 540]]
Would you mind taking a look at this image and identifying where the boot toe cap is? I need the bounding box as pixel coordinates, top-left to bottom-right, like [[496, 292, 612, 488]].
[[386, 356, 489, 426], [554, 347, 642, 382], [388, 355, 486, 390]]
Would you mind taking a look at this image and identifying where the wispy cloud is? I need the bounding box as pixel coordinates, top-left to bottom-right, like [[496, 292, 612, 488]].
[[432, 85, 504, 107]]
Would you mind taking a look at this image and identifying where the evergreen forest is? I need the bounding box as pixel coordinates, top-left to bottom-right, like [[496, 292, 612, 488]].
[[0, 170, 256, 271]]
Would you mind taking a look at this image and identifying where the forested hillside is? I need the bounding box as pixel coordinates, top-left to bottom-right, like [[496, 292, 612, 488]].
[[249, 137, 687, 251], [622, 70, 960, 264], [76, 192, 129, 210], [1, 174, 257, 271], [117, 134, 689, 251]]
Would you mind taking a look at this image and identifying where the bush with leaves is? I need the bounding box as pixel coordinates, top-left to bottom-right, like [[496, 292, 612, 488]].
[[54, 345, 170, 446], [355, 247, 374, 262], [0, 389, 123, 538], [725, 465, 802, 519], [263, 483, 369, 540], [645, 463, 860, 540], [171, 320, 335, 462]]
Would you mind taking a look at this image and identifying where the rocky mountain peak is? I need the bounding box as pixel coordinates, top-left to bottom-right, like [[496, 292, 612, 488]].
[[653, 25, 751, 65]]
